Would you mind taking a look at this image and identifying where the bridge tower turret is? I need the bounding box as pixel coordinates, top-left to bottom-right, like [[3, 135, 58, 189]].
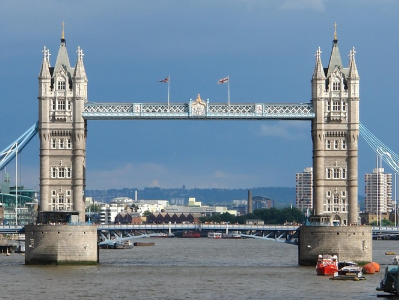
[[38, 24, 87, 223], [311, 24, 359, 225]]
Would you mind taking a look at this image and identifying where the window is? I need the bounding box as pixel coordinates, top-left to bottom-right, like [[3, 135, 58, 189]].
[[341, 191, 346, 197], [326, 140, 331, 150], [333, 168, 340, 179], [51, 138, 56, 149], [333, 82, 340, 91], [59, 139, 64, 149], [66, 190, 71, 196], [334, 140, 339, 149], [51, 167, 57, 178], [66, 167, 72, 178], [342, 168, 347, 179], [67, 101, 71, 110], [58, 100, 65, 110], [332, 101, 340, 111], [326, 101, 330, 112], [51, 190, 56, 196], [326, 190, 331, 197], [66, 139, 72, 149], [52, 100, 56, 110], [334, 195, 339, 204], [58, 80, 66, 90], [58, 167, 65, 178], [342, 140, 346, 149], [326, 168, 332, 179], [342, 101, 346, 111], [58, 195, 64, 204]]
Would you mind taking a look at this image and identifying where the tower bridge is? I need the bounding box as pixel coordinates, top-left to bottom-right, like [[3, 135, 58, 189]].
[[34, 26, 360, 227], [1, 25, 386, 264]]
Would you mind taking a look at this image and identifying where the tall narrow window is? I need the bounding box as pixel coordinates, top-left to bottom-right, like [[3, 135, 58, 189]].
[[51, 138, 56, 149], [51, 167, 57, 178], [326, 101, 330, 112], [67, 138, 72, 149], [342, 168, 347, 179], [326, 140, 331, 150], [67, 101, 71, 110], [342, 140, 346, 149], [59, 139, 64, 149], [66, 167, 72, 178], [333, 168, 340, 179], [326, 168, 332, 179], [58, 167, 65, 178], [334, 140, 339, 149], [52, 100, 56, 110], [342, 101, 346, 111]]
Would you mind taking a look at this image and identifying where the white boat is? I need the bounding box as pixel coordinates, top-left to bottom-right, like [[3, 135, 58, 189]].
[[208, 232, 222, 239]]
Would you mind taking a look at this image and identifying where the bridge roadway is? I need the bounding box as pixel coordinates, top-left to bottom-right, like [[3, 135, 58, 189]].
[[1, 224, 397, 235]]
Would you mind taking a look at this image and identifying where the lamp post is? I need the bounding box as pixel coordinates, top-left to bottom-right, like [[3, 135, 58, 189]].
[[15, 142, 18, 226]]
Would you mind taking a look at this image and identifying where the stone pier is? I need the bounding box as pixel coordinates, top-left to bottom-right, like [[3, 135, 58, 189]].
[[25, 225, 98, 265], [298, 225, 372, 266]]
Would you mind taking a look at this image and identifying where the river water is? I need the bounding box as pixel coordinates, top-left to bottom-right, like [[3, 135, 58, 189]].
[[0, 238, 397, 299]]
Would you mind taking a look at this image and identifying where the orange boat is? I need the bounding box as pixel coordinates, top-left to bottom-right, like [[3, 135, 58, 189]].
[[182, 231, 201, 238], [316, 254, 338, 275]]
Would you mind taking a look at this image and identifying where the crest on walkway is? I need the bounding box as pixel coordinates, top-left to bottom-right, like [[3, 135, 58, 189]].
[[191, 94, 207, 116]]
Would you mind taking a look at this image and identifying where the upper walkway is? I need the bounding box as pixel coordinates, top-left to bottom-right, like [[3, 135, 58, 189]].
[[1, 224, 397, 235], [82, 101, 315, 120]]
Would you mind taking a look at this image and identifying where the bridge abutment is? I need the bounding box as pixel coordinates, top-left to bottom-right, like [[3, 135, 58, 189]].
[[24, 224, 98, 265], [298, 225, 372, 266]]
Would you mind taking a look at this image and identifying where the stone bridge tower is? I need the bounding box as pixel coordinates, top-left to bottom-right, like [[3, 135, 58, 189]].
[[38, 26, 88, 223], [311, 26, 360, 225]]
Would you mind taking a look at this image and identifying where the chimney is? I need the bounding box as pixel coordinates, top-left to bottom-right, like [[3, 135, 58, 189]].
[[248, 190, 253, 214]]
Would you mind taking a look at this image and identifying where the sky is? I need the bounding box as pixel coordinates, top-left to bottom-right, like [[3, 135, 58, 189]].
[[0, 0, 398, 193]]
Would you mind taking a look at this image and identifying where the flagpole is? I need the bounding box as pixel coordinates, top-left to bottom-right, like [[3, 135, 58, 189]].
[[167, 75, 170, 107], [227, 75, 230, 106]]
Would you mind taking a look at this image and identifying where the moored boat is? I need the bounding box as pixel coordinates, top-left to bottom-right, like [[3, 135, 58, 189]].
[[182, 231, 201, 238], [316, 254, 338, 275], [208, 232, 222, 239], [222, 231, 242, 239], [336, 261, 363, 278]]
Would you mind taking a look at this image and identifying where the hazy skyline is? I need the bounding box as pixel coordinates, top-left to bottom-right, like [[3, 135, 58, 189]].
[[1, 1, 398, 192]]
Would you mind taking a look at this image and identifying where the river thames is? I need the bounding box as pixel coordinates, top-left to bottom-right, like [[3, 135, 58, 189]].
[[0, 238, 396, 299]]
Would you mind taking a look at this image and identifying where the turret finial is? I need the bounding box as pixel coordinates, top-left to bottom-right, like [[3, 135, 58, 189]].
[[62, 21, 65, 40], [334, 22, 337, 40]]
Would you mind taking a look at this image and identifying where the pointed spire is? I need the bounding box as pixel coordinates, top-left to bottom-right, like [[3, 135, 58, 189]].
[[39, 46, 51, 78], [326, 22, 343, 78], [53, 22, 72, 79], [73, 46, 87, 80], [312, 47, 326, 79], [348, 47, 359, 79]]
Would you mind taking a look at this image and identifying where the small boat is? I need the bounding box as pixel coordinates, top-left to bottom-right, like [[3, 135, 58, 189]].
[[208, 232, 222, 239], [182, 231, 201, 238], [151, 233, 174, 238], [316, 254, 338, 275], [133, 242, 155, 246], [222, 231, 242, 239], [336, 261, 363, 278]]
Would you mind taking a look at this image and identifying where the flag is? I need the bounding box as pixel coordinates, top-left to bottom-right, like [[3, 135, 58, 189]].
[[218, 76, 229, 84], [158, 76, 169, 83]]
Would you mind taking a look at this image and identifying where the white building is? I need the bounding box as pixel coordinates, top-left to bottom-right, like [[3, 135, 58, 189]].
[[365, 168, 392, 214], [99, 203, 126, 224], [296, 167, 313, 211]]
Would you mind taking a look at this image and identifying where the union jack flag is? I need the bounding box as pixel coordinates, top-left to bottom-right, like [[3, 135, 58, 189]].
[[218, 76, 229, 84], [158, 76, 169, 83]]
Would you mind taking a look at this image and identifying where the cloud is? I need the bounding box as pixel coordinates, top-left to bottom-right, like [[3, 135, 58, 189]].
[[279, 0, 328, 11], [258, 121, 309, 140]]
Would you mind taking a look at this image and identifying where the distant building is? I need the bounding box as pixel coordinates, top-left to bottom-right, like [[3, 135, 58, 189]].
[[252, 196, 274, 210], [296, 167, 313, 211], [0, 175, 38, 225], [365, 168, 392, 214], [115, 212, 142, 224]]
